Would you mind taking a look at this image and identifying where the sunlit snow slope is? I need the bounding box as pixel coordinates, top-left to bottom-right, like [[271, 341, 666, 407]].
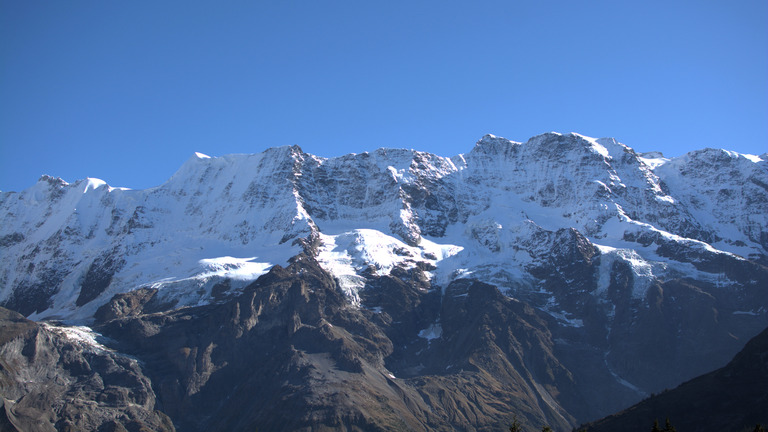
[[1, 133, 766, 325]]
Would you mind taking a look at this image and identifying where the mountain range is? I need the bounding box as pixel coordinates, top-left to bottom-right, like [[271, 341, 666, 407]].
[[1, 132, 766, 431]]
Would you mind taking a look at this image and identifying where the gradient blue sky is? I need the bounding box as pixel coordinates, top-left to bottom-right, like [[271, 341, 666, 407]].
[[1, 1, 766, 192]]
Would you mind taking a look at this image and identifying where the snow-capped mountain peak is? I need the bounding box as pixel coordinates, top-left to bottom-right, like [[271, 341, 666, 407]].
[[3, 132, 766, 432], [1, 133, 765, 326]]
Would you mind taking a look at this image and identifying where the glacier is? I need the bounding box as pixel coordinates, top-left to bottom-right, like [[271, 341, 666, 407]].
[[1, 131, 767, 431], [0, 132, 766, 324]]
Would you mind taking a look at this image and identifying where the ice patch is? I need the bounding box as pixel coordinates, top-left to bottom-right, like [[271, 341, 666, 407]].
[[548, 310, 584, 328], [42, 323, 112, 353], [198, 256, 272, 280], [595, 244, 663, 299], [654, 194, 675, 204], [733, 308, 764, 316], [316, 233, 366, 305], [741, 153, 763, 163], [638, 154, 670, 169], [315, 229, 463, 304], [418, 323, 442, 340], [571, 133, 610, 158], [83, 178, 107, 193], [590, 140, 610, 158]]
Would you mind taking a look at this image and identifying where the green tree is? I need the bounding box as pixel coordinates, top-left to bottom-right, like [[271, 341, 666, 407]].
[[753, 425, 766, 432], [663, 418, 676, 432], [542, 426, 554, 432], [509, 416, 523, 432], [651, 419, 661, 432]]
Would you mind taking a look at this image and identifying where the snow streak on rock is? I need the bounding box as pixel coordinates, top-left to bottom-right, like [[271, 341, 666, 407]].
[[0, 132, 765, 325]]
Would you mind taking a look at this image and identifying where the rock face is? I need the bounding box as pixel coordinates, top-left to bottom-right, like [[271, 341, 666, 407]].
[[0, 132, 766, 431], [0, 307, 174, 432], [93, 253, 577, 431], [582, 325, 768, 432]]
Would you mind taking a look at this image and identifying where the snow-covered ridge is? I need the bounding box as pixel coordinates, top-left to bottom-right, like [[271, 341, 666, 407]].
[[1, 133, 766, 322]]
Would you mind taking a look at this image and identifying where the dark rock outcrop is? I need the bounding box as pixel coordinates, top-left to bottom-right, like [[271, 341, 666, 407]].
[[90, 256, 584, 431], [1, 134, 766, 431], [0, 307, 174, 432], [582, 325, 768, 432]]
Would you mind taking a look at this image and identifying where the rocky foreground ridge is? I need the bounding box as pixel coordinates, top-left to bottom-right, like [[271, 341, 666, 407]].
[[582, 325, 768, 432], [1, 132, 766, 431]]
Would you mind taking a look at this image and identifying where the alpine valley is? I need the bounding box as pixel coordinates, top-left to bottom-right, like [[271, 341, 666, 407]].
[[1, 132, 766, 431]]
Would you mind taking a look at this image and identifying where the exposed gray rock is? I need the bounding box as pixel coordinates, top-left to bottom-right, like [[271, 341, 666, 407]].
[[91, 256, 584, 431], [0, 133, 766, 431], [0, 307, 174, 432]]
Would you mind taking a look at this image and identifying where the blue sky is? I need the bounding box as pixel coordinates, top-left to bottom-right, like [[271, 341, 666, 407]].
[[1, 1, 766, 192]]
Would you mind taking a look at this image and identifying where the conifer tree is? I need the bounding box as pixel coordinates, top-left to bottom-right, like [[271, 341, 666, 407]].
[[663, 417, 676, 432], [651, 419, 661, 432], [509, 416, 523, 432]]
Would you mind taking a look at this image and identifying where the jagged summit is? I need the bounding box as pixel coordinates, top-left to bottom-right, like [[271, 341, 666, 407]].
[[638, 150, 665, 159], [37, 174, 69, 186], [1, 132, 766, 431], [2, 132, 765, 321], [474, 132, 520, 145]]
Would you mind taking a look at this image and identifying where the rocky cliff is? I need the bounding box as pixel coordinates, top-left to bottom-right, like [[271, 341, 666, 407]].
[[582, 325, 768, 432], [1, 132, 766, 430]]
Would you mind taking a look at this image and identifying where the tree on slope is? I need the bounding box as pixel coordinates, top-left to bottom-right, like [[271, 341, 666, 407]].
[[651, 418, 676, 432], [651, 419, 661, 432], [663, 418, 676, 432], [509, 416, 523, 432]]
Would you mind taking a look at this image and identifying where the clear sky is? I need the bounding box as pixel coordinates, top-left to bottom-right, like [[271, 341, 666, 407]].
[[1, 1, 766, 192]]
